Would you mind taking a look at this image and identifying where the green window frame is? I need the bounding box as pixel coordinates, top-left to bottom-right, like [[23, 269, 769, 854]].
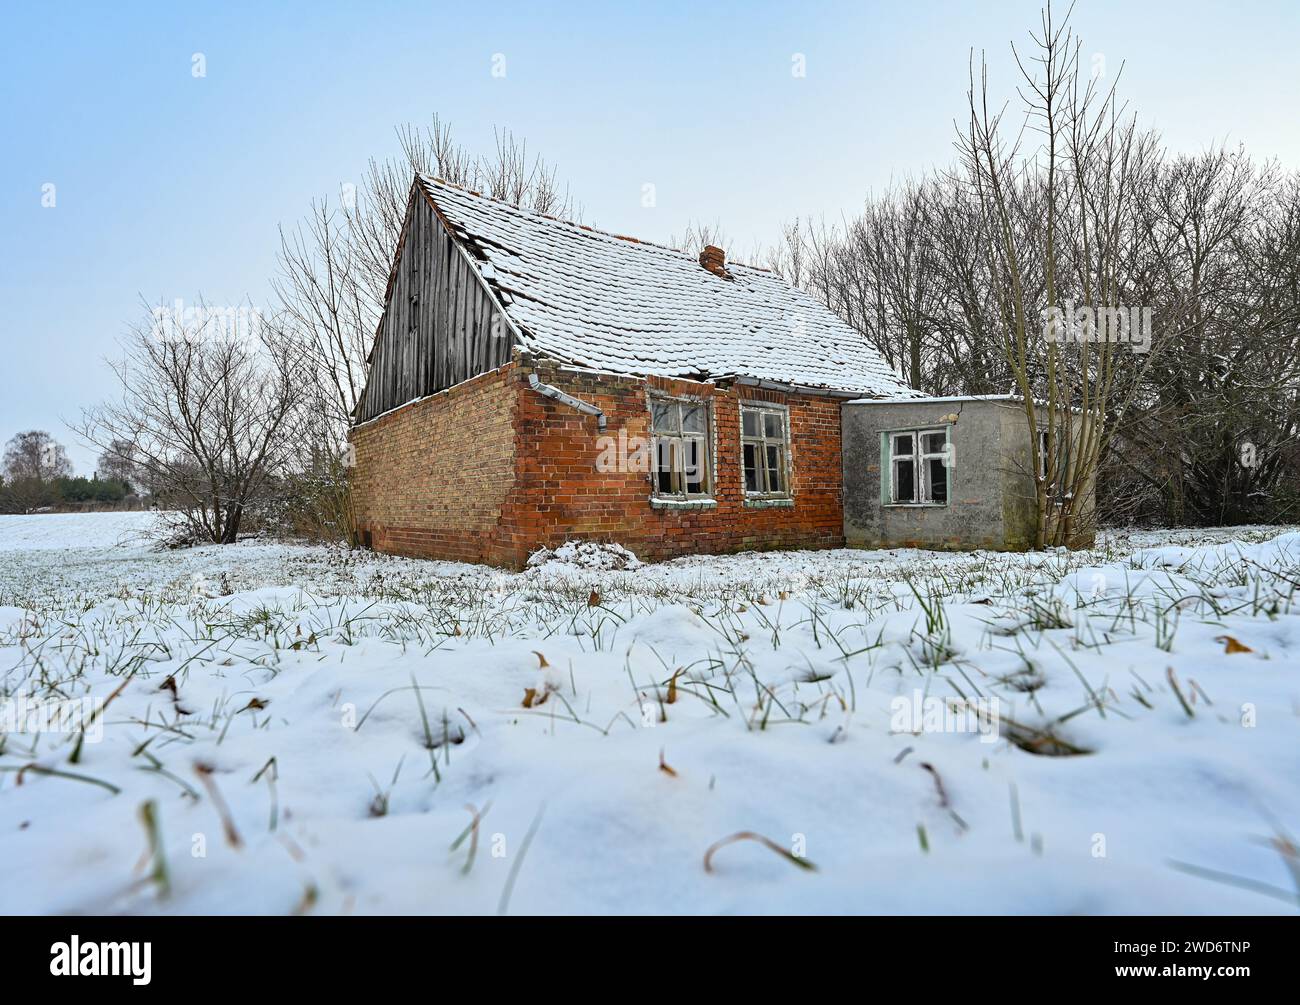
[[881, 426, 952, 506]]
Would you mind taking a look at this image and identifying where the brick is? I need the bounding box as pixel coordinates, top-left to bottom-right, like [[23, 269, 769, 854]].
[[349, 361, 849, 568]]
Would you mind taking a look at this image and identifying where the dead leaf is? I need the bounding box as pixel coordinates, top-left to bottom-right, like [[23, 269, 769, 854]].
[[293, 883, 319, 916], [666, 668, 683, 705], [1215, 635, 1254, 654], [703, 831, 817, 874], [193, 762, 243, 848], [522, 687, 549, 709], [587, 590, 601, 608], [532, 650, 550, 669], [658, 748, 677, 777], [240, 698, 268, 712]]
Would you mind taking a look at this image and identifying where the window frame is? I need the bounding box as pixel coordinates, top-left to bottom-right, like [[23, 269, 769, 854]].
[[883, 426, 951, 507], [1038, 428, 1071, 500], [739, 401, 792, 500], [648, 392, 715, 502]]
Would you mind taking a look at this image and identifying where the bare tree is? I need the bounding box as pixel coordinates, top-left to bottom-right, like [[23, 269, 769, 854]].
[[340, 115, 578, 315], [771, 182, 1019, 396], [921, 180, 1008, 394], [273, 198, 376, 441], [274, 114, 576, 457], [953, 1, 1166, 546], [766, 218, 807, 287], [1115, 151, 1300, 525], [671, 219, 731, 260], [78, 302, 303, 544], [3, 430, 72, 483], [770, 3, 1298, 532], [96, 438, 139, 489], [1, 431, 72, 512], [860, 185, 947, 390]]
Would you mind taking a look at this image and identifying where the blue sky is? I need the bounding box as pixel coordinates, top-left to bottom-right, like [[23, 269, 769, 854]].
[[2, 0, 1297, 473]]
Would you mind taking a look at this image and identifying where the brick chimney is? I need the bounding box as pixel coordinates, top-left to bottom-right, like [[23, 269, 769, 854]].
[[699, 245, 727, 277]]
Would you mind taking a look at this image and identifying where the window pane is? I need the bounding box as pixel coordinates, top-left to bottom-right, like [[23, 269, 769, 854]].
[[763, 412, 783, 439], [759, 444, 780, 496], [743, 442, 760, 492], [684, 438, 707, 494], [742, 409, 760, 437], [681, 404, 706, 433], [655, 438, 678, 494], [766, 445, 786, 493], [922, 431, 946, 455], [927, 457, 948, 503], [651, 401, 677, 433], [894, 458, 916, 502], [893, 433, 913, 456]]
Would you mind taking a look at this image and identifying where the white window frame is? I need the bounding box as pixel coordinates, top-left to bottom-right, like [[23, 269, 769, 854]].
[[739, 402, 791, 499], [885, 427, 950, 506], [649, 393, 714, 501]]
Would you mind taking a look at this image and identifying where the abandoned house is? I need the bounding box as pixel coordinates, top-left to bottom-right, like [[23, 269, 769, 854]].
[[349, 175, 1089, 567]]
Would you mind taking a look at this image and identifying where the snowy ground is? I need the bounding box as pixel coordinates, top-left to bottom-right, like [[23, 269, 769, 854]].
[[1, 512, 1298, 915]]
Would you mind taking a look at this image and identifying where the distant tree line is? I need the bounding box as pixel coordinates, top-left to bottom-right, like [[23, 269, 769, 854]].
[[0, 430, 136, 514]]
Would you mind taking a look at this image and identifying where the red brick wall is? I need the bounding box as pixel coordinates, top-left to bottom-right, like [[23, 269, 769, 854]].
[[505, 363, 845, 565], [349, 364, 519, 565], [350, 359, 848, 568]]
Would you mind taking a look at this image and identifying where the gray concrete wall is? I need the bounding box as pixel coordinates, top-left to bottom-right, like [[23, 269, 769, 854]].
[[995, 404, 1041, 550], [843, 397, 1096, 551], [999, 406, 1097, 549], [842, 399, 1017, 550]]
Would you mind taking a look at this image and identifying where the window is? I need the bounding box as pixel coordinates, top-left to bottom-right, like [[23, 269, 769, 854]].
[[1038, 429, 1070, 497], [887, 428, 949, 505], [740, 404, 790, 496], [650, 396, 712, 498]]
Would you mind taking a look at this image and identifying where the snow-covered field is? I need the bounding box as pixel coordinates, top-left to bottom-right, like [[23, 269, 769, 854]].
[[1, 511, 1298, 915]]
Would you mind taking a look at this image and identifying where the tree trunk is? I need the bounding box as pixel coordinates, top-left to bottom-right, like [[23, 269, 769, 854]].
[[221, 505, 243, 544]]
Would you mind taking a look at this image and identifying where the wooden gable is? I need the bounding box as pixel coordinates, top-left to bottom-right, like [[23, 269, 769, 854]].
[[355, 185, 516, 423]]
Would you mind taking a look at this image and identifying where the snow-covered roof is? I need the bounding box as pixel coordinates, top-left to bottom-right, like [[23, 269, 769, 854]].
[[844, 394, 1022, 406], [844, 393, 1082, 413], [417, 175, 914, 397]]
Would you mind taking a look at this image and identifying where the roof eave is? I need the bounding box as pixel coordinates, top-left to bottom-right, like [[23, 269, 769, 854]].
[[732, 375, 903, 400]]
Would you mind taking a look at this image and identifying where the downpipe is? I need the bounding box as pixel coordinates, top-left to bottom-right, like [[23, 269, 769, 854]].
[[526, 373, 607, 432]]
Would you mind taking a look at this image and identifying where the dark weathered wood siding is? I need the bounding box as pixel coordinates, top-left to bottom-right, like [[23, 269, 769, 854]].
[[356, 190, 514, 423]]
